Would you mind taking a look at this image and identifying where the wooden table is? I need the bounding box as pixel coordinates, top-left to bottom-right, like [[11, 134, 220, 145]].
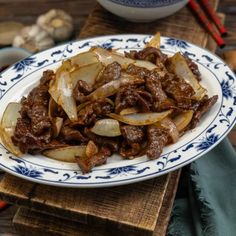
[[0, 0, 236, 235]]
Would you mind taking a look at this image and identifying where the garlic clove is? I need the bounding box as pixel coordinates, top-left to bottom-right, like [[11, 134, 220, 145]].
[[12, 24, 54, 53], [37, 9, 74, 42]]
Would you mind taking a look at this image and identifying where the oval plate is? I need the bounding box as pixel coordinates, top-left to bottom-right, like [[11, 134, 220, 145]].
[[0, 35, 235, 187]]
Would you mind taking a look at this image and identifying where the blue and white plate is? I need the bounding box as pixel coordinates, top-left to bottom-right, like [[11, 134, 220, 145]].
[[0, 35, 235, 188]]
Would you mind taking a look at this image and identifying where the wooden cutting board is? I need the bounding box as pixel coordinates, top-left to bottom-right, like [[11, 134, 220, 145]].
[[0, 0, 219, 235]]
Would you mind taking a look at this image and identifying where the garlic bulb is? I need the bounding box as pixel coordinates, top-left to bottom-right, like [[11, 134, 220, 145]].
[[37, 9, 74, 42], [12, 25, 54, 53]]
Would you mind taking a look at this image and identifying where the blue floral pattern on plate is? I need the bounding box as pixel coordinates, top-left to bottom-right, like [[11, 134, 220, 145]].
[[0, 35, 236, 187], [108, 0, 183, 8]]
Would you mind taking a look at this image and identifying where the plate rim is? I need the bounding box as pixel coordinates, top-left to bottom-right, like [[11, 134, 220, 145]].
[[0, 34, 235, 188]]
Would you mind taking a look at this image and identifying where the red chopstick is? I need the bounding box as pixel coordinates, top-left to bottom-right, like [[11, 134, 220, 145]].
[[188, 0, 225, 48], [0, 201, 8, 211], [199, 0, 227, 36]]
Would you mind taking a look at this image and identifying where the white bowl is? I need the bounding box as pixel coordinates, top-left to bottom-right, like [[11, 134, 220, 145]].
[[97, 0, 188, 22], [0, 47, 31, 71]]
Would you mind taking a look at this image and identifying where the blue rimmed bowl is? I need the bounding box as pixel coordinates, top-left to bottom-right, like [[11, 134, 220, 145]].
[[97, 0, 188, 22]]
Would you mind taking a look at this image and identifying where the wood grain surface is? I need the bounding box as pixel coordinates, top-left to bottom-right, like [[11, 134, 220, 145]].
[[79, 1, 218, 48], [11, 170, 180, 236], [0, 173, 174, 236], [0, 0, 236, 235]]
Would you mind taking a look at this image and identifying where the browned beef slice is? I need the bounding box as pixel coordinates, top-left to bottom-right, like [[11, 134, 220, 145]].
[[95, 62, 121, 88], [13, 70, 54, 152], [73, 80, 92, 104], [119, 125, 145, 158], [92, 99, 114, 116], [190, 95, 218, 128], [184, 55, 201, 81], [126, 64, 150, 79], [120, 125, 145, 144], [146, 125, 168, 159], [12, 118, 64, 153], [73, 99, 113, 126], [145, 70, 174, 111], [115, 85, 151, 113], [60, 125, 87, 143], [119, 142, 142, 159], [125, 47, 168, 65], [84, 128, 119, 153], [160, 73, 196, 110], [76, 146, 112, 174], [20, 71, 53, 136]]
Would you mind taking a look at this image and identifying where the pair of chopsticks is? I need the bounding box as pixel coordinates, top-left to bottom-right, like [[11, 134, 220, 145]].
[[188, 0, 227, 48]]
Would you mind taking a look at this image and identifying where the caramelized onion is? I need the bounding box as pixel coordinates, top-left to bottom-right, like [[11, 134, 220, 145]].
[[70, 62, 104, 87], [173, 110, 194, 132], [167, 52, 206, 100], [120, 107, 140, 115], [91, 47, 157, 70], [146, 32, 161, 49], [43, 146, 86, 162], [52, 117, 63, 138], [155, 117, 179, 143], [49, 69, 77, 121], [108, 110, 172, 126], [0, 102, 22, 156], [70, 51, 98, 67], [84, 73, 144, 102], [91, 118, 121, 137]]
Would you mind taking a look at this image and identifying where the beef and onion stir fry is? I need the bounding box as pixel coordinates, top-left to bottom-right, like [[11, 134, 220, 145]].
[[0, 34, 218, 173]]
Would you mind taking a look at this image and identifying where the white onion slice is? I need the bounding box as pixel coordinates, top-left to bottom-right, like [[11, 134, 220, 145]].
[[156, 117, 179, 143], [70, 51, 98, 67], [86, 140, 98, 157], [120, 107, 140, 115], [52, 117, 63, 138], [70, 62, 104, 87], [167, 52, 206, 100], [0, 102, 22, 156], [91, 118, 121, 137], [146, 32, 161, 49], [173, 110, 194, 132], [84, 73, 144, 102], [49, 69, 77, 121], [108, 110, 172, 126], [42, 145, 86, 163], [91, 47, 157, 70]]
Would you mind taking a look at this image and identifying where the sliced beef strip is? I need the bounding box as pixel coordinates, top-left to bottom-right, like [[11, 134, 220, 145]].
[[184, 55, 201, 81], [145, 70, 174, 111], [12, 118, 65, 153], [115, 85, 152, 113], [126, 64, 150, 80], [12, 70, 55, 153], [146, 125, 169, 160], [73, 80, 92, 104], [20, 70, 53, 136], [94, 62, 121, 88], [76, 146, 112, 174], [119, 125, 145, 159], [119, 142, 142, 159], [71, 99, 113, 126], [160, 73, 196, 110], [125, 47, 168, 65], [60, 125, 87, 144], [84, 128, 120, 153], [120, 125, 145, 144], [190, 95, 218, 128], [77, 128, 120, 173]]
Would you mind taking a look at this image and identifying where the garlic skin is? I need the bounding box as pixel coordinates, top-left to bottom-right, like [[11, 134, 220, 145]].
[[12, 25, 54, 53], [37, 9, 74, 42]]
